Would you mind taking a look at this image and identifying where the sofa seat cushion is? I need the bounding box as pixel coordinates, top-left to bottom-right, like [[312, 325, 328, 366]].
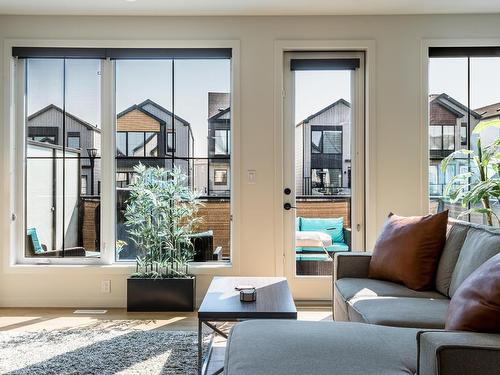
[[335, 278, 448, 302], [348, 297, 449, 329], [225, 320, 419, 375]]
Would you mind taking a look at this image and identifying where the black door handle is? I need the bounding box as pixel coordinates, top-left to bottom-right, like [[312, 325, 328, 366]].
[[284, 203, 297, 210]]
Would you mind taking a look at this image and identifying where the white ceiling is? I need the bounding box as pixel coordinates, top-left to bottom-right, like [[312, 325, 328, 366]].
[[0, 0, 499, 16]]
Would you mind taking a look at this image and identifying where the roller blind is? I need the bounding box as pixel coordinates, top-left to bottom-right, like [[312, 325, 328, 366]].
[[429, 47, 500, 58], [290, 58, 360, 71], [12, 47, 232, 59]]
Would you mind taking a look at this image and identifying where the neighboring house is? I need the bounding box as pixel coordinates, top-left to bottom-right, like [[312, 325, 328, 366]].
[[295, 99, 351, 196], [428, 93, 481, 197], [116, 99, 194, 187], [27, 104, 101, 196], [207, 92, 231, 196], [474, 101, 500, 148]]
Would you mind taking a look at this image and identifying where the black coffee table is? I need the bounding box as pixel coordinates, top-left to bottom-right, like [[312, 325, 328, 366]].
[[198, 277, 297, 375]]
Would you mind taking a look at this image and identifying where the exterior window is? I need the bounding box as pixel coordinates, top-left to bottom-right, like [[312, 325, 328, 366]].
[[460, 123, 468, 145], [67, 132, 80, 149], [214, 129, 229, 155], [429, 125, 455, 151], [167, 132, 175, 153], [27, 127, 58, 145], [443, 126, 455, 150], [311, 129, 342, 154], [311, 168, 342, 192], [214, 169, 228, 185]]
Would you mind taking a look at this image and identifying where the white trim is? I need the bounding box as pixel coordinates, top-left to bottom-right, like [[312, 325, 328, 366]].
[[2, 38, 241, 273], [273, 40, 377, 282], [419, 38, 500, 216]]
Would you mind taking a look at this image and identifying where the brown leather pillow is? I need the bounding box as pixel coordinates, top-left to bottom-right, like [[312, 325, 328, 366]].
[[368, 211, 448, 290], [446, 253, 500, 333]]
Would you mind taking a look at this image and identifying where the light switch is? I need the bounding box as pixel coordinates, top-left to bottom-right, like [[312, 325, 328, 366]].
[[248, 170, 257, 184]]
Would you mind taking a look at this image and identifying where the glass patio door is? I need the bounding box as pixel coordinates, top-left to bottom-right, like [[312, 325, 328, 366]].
[[282, 52, 365, 300]]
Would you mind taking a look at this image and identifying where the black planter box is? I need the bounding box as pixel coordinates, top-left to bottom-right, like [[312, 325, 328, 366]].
[[127, 276, 195, 312]]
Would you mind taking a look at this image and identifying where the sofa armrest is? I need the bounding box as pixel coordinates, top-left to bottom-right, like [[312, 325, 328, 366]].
[[417, 330, 500, 375], [213, 246, 223, 261], [333, 252, 372, 280]]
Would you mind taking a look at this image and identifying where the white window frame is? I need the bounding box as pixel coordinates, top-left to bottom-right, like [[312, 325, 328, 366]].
[[420, 38, 500, 215], [3, 39, 240, 275]]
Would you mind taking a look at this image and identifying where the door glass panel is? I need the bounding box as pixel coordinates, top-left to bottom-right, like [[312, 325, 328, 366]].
[[294, 69, 352, 276]]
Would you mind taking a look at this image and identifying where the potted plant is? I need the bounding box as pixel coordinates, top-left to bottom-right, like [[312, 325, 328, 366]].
[[125, 164, 202, 311], [442, 119, 500, 227]]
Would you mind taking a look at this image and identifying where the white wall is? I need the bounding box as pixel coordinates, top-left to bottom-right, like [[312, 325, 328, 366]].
[[1, 14, 500, 307]]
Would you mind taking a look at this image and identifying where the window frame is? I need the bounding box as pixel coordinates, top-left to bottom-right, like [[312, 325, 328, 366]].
[[214, 168, 228, 185], [429, 124, 455, 151], [310, 128, 342, 155], [6, 39, 240, 272], [67, 131, 81, 149]]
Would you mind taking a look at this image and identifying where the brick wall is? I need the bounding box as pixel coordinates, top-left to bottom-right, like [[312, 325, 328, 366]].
[[82, 199, 100, 251], [195, 200, 231, 257], [117, 109, 161, 132], [430, 102, 457, 125]]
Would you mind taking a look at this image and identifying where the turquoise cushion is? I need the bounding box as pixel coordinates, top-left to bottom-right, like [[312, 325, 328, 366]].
[[296, 217, 301, 231], [27, 228, 45, 254], [299, 242, 350, 253], [300, 217, 344, 243], [296, 253, 331, 261]]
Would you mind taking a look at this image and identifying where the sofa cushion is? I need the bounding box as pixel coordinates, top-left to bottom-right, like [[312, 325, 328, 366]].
[[435, 220, 470, 296], [348, 297, 449, 329], [368, 211, 448, 291], [449, 226, 500, 297], [301, 217, 344, 243], [225, 320, 419, 375], [446, 253, 500, 333], [335, 278, 448, 302]]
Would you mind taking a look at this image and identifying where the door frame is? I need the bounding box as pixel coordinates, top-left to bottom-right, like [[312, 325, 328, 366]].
[[273, 40, 377, 300]]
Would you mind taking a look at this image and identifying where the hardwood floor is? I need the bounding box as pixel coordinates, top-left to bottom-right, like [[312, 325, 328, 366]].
[[0, 306, 332, 374]]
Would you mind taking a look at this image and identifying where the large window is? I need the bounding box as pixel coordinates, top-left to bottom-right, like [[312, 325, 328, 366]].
[[428, 48, 500, 225], [24, 58, 101, 258], [14, 46, 233, 264], [115, 57, 232, 261]]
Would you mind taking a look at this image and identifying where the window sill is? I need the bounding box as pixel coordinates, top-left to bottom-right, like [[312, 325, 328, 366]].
[[4, 261, 233, 275]]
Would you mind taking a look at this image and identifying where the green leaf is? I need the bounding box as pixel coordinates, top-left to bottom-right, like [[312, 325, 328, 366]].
[[472, 118, 500, 134]]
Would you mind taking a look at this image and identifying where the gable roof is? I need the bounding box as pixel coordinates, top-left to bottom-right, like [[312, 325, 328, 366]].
[[116, 103, 166, 125], [474, 102, 500, 119], [137, 99, 190, 126], [297, 98, 351, 126], [429, 93, 482, 119], [27, 104, 101, 132], [208, 106, 230, 121]]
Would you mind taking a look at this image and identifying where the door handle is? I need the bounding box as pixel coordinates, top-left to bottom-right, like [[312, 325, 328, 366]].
[[283, 203, 297, 210]]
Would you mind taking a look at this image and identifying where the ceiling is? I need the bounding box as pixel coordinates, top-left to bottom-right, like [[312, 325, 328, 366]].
[[0, 0, 498, 16]]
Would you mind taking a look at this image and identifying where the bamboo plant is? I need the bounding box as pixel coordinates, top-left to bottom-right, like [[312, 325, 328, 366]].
[[124, 164, 202, 278], [441, 119, 500, 227]]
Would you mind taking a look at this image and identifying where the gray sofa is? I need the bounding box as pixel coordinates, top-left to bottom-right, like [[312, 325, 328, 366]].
[[224, 219, 500, 375]]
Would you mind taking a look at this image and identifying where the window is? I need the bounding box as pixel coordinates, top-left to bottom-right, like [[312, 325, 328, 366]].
[[67, 132, 80, 149], [429, 125, 455, 151], [214, 169, 228, 185], [311, 129, 342, 154], [14, 46, 233, 264], [460, 123, 468, 145], [214, 129, 230, 155], [311, 168, 343, 192], [428, 47, 500, 225], [24, 58, 101, 258], [115, 56, 232, 261]]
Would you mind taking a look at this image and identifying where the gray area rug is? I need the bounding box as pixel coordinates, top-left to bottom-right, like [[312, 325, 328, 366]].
[[0, 325, 205, 374]]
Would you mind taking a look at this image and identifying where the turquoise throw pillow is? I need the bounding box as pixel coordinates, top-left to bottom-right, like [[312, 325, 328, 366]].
[[27, 228, 45, 254], [296, 217, 301, 231], [301, 217, 344, 243]]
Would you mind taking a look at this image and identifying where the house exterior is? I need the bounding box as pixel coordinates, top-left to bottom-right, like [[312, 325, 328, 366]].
[[295, 99, 351, 196], [428, 93, 481, 197], [207, 92, 231, 196], [474, 101, 500, 148], [27, 104, 101, 195], [115, 99, 194, 187]]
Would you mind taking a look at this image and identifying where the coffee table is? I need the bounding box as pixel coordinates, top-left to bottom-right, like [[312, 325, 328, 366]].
[[198, 277, 297, 375]]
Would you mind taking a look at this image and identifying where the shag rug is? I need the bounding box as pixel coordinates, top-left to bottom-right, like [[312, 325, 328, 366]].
[[0, 325, 206, 375]]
